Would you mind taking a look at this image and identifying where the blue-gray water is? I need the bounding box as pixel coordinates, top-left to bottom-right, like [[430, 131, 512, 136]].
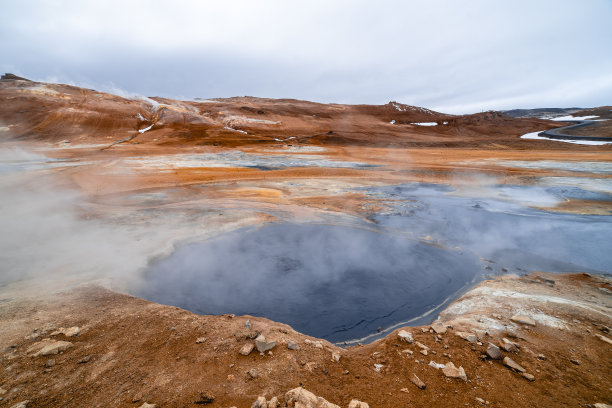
[[135, 183, 612, 343]]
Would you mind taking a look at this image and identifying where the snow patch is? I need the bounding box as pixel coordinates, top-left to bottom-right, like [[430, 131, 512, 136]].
[[521, 131, 612, 146], [138, 124, 153, 134], [390, 120, 396, 125], [224, 126, 248, 134], [412, 122, 438, 126], [551, 115, 599, 121]]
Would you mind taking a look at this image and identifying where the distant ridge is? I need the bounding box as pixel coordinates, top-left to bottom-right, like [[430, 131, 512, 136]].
[[0, 73, 32, 81]]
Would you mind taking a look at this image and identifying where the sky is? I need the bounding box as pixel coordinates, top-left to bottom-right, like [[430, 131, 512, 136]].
[[1, 0, 611, 113]]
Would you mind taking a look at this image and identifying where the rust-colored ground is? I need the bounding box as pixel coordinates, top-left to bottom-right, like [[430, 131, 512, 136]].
[[1, 77, 611, 408]]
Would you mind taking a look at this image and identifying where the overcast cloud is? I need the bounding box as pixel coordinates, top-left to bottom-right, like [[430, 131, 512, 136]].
[[1, 0, 611, 113]]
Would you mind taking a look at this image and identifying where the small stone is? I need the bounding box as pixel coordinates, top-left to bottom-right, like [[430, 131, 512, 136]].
[[267, 396, 279, 408], [475, 397, 486, 405], [240, 343, 255, 356], [594, 404, 612, 408], [348, 399, 369, 408], [419, 350, 428, 356], [415, 341, 429, 351], [373, 364, 383, 372], [31, 340, 73, 357], [248, 368, 259, 379], [284, 387, 341, 408], [195, 337, 206, 344], [455, 331, 478, 343], [255, 335, 276, 353], [506, 329, 519, 339], [402, 349, 413, 355], [595, 334, 612, 345], [245, 319, 252, 330], [78, 355, 91, 364], [522, 373, 535, 381], [503, 356, 525, 373], [64, 327, 81, 337], [537, 354, 547, 360], [8, 401, 30, 408], [400, 388, 409, 393], [431, 321, 447, 334], [45, 359, 56, 367], [442, 362, 467, 381], [486, 343, 502, 360], [287, 341, 300, 351], [331, 352, 341, 363], [252, 396, 267, 408], [398, 330, 413, 343], [511, 315, 536, 326], [409, 373, 426, 389], [139, 404, 157, 408], [570, 359, 580, 365], [196, 391, 215, 404], [500, 338, 518, 353]]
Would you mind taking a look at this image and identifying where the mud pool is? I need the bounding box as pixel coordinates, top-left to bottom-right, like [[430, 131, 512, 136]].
[[136, 182, 612, 344]]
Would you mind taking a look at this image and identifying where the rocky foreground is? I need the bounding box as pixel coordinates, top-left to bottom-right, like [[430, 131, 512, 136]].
[[0, 272, 610, 408]]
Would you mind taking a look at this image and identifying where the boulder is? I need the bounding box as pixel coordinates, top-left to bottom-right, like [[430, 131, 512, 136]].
[[255, 335, 276, 353], [431, 321, 447, 334], [240, 343, 255, 356], [398, 330, 414, 343], [503, 356, 525, 373], [442, 362, 467, 381], [31, 341, 73, 357], [64, 327, 81, 337], [285, 387, 341, 408], [455, 331, 478, 343], [500, 338, 518, 353], [486, 343, 502, 360], [511, 315, 536, 326], [287, 341, 300, 351], [409, 373, 426, 389], [252, 396, 267, 408]]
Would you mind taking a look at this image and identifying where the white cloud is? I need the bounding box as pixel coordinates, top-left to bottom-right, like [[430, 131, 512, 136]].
[[1, 0, 611, 112]]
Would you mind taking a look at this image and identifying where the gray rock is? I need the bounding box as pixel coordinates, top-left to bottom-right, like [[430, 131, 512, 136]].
[[398, 330, 413, 343], [64, 327, 81, 337], [503, 356, 525, 373], [245, 319, 252, 330], [195, 337, 206, 344], [500, 338, 518, 352], [511, 315, 536, 326], [486, 343, 502, 360], [442, 362, 467, 381], [255, 335, 276, 353], [248, 368, 259, 379], [252, 396, 267, 408], [45, 359, 56, 367], [431, 321, 447, 334], [409, 373, 426, 389], [287, 341, 300, 351], [239, 343, 255, 356], [455, 331, 478, 343], [78, 355, 91, 364], [31, 340, 73, 357]]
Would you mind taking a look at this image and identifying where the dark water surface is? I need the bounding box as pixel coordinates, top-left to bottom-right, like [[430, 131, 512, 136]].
[[135, 183, 612, 344]]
